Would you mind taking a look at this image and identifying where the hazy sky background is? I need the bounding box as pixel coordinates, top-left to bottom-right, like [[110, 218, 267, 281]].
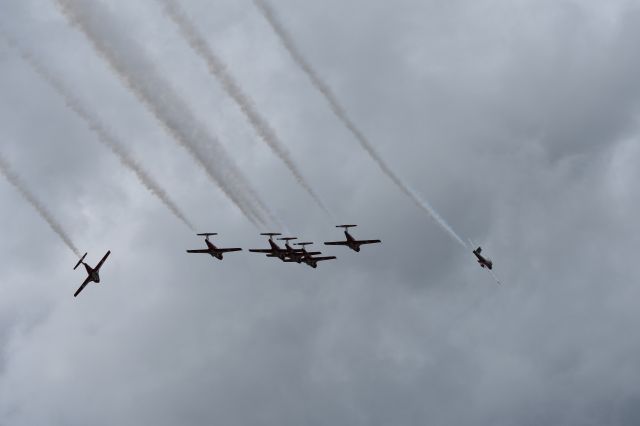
[[0, 0, 639, 424]]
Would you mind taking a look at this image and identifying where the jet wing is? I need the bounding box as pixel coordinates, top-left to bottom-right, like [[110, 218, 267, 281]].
[[218, 248, 243, 253], [187, 249, 211, 254], [355, 239, 381, 245], [310, 256, 336, 262], [74, 276, 92, 298], [95, 250, 111, 271], [324, 241, 349, 246]]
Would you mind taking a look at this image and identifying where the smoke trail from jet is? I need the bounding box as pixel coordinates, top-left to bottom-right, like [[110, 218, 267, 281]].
[[254, 0, 466, 248], [157, 0, 332, 218], [55, 0, 276, 227], [3, 35, 197, 232], [0, 154, 81, 257]]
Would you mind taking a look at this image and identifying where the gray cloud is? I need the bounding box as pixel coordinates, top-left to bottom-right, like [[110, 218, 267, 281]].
[[0, 0, 639, 425]]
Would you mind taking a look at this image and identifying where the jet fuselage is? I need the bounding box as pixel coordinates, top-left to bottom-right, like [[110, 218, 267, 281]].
[[83, 263, 100, 283], [205, 240, 224, 260], [343, 231, 362, 252], [473, 248, 493, 270]]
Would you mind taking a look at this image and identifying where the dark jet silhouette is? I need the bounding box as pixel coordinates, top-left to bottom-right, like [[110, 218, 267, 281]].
[[186, 233, 242, 260], [249, 233, 300, 261], [324, 225, 381, 252], [294, 242, 336, 268], [73, 251, 111, 298], [473, 247, 493, 270], [274, 237, 310, 263]]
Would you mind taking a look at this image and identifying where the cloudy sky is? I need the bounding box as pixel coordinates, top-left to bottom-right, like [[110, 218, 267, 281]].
[[0, 0, 639, 424]]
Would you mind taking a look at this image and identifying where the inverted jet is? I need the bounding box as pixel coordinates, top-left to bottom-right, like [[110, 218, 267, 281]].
[[473, 246, 493, 270]]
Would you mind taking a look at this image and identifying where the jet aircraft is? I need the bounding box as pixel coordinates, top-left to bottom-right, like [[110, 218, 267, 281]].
[[249, 233, 300, 261], [274, 237, 311, 263], [473, 247, 493, 270], [324, 225, 381, 252], [295, 242, 336, 268], [186, 233, 242, 260], [73, 251, 111, 298]]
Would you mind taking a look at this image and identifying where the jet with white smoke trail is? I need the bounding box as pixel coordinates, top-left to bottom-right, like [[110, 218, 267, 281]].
[[55, 0, 278, 227], [0, 154, 81, 257], [2, 34, 197, 232], [157, 0, 332, 218], [254, 0, 466, 248]]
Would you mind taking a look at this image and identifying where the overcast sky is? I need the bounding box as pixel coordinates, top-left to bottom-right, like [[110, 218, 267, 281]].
[[0, 0, 639, 424]]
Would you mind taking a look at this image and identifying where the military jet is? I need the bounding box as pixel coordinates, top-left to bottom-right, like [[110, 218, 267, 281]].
[[274, 237, 309, 263], [249, 233, 296, 261], [295, 242, 336, 268], [473, 247, 493, 270], [324, 225, 381, 252], [73, 251, 111, 298], [186, 233, 242, 260], [278, 240, 321, 264]]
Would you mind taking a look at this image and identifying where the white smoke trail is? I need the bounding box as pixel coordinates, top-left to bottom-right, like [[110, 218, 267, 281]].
[[3, 34, 197, 232], [0, 154, 81, 257], [157, 0, 332, 218], [55, 0, 277, 227], [254, 0, 466, 248]]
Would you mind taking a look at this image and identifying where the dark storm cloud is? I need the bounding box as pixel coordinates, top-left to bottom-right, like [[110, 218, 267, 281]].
[[0, 0, 639, 425]]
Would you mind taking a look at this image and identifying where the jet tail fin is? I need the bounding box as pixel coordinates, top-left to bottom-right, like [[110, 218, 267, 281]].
[[74, 253, 87, 270]]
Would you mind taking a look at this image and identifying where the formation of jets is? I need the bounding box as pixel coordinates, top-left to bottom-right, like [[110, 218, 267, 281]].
[[245, 224, 382, 267], [72, 224, 498, 297], [71, 225, 380, 297], [249, 234, 338, 268]]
